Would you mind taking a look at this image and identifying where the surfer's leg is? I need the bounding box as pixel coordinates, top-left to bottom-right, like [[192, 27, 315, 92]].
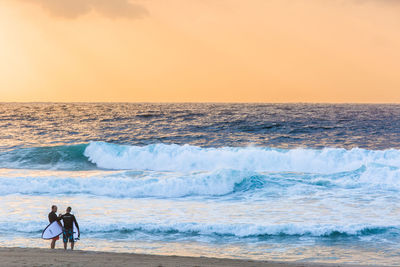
[[50, 236, 58, 249], [63, 229, 69, 249]]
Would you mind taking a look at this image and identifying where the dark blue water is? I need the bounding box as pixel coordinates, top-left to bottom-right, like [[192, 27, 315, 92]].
[[1, 103, 400, 265], [1, 103, 400, 149]]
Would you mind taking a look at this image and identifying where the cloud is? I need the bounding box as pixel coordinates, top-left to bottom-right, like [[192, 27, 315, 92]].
[[22, 0, 149, 19]]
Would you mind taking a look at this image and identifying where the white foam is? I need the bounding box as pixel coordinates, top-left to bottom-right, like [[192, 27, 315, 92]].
[[0, 169, 252, 198], [0, 220, 395, 238], [84, 142, 400, 173], [2, 163, 400, 198]]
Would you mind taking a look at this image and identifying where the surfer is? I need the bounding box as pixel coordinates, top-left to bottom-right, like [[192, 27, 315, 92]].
[[59, 207, 80, 250], [48, 205, 62, 249]]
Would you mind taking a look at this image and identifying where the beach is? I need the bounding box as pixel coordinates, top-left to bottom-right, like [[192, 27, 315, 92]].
[[0, 247, 382, 267]]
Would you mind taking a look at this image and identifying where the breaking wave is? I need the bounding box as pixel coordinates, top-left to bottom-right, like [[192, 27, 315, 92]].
[[84, 142, 400, 173], [2, 142, 400, 174], [1, 221, 398, 239], [0, 169, 262, 198]]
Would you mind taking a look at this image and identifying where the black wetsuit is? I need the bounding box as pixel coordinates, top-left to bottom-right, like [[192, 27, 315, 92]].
[[48, 211, 58, 224], [60, 213, 79, 230], [60, 213, 80, 242]]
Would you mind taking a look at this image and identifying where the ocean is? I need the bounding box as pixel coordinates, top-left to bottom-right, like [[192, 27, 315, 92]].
[[1, 103, 400, 265]]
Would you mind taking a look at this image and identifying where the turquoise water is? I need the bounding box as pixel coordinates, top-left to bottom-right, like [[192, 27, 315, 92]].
[[1, 103, 400, 265]]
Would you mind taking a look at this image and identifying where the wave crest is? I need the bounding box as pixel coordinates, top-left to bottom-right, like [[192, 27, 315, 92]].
[[0, 144, 94, 170], [84, 142, 400, 173], [2, 220, 398, 238], [0, 169, 259, 198]]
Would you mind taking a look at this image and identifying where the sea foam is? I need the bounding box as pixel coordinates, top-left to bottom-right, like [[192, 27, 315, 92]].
[[84, 141, 400, 173], [1, 220, 397, 238], [0, 169, 257, 198]]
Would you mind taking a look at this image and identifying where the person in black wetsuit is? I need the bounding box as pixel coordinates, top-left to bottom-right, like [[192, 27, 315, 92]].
[[48, 205, 61, 249], [59, 207, 80, 250]]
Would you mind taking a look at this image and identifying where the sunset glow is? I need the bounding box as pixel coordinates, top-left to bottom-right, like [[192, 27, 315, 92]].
[[1, 0, 399, 102]]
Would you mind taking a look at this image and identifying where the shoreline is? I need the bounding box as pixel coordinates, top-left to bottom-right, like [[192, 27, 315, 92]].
[[0, 247, 387, 267]]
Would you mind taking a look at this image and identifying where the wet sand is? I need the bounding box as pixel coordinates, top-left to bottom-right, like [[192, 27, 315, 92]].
[[0, 247, 384, 267]]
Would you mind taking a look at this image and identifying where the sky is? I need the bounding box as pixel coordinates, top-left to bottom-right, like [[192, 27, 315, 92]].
[[0, 0, 399, 103]]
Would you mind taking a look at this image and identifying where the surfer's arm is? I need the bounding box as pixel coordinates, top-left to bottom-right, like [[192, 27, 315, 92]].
[[48, 213, 57, 223], [57, 214, 63, 228]]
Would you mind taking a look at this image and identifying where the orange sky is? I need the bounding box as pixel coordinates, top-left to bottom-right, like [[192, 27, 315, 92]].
[[0, 0, 399, 103]]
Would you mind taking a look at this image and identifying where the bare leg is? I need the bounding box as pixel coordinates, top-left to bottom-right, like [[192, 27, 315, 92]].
[[64, 242, 67, 250], [50, 239, 56, 249], [71, 241, 74, 250]]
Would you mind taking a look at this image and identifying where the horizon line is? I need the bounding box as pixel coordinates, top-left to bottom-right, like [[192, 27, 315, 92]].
[[1, 101, 400, 105]]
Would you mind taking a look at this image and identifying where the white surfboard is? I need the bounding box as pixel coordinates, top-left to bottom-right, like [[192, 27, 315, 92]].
[[41, 221, 63, 239], [73, 221, 80, 241]]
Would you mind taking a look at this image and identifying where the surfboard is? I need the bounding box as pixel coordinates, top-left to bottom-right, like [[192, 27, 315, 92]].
[[41, 221, 63, 239], [73, 221, 80, 241], [42, 216, 80, 241]]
